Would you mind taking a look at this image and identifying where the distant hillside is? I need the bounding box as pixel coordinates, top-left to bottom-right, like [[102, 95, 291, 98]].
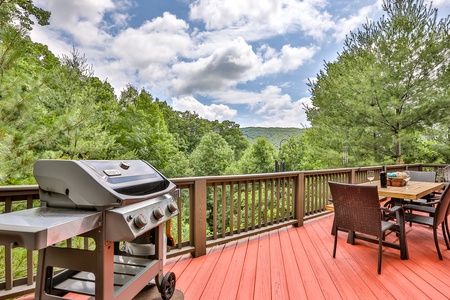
[[241, 127, 303, 148]]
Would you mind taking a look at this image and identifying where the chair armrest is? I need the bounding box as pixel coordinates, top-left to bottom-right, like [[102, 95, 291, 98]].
[[418, 199, 440, 206], [381, 205, 401, 214], [381, 205, 405, 225]]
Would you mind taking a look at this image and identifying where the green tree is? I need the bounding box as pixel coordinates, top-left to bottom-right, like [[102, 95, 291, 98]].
[[0, 0, 50, 30], [210, 120, 249, 160], [114, 85, 191, 178], [278, 133, 324, 171], [189, 132, 234, 176], [305, 0, 450, 166], [157, 103, 212, 155], [0, 0, 50, 75], [0, 39, 61, 184], [39, 48, 118, 160], [237, 137, 276, 174]]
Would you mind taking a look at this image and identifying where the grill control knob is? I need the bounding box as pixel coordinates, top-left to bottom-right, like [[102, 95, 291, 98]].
[[167, 201, 178, 213], [153, 207, 165, 220], [134, 214, 148, 229]]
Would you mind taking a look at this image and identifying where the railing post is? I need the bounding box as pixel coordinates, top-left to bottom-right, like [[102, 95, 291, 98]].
[[294, 173, 305, 227], [192, 179, 207, 257], [350, 168, 357, 184]]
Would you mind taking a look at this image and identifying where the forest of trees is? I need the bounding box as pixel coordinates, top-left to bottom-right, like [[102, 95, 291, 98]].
[[1, 0, 450, 186]]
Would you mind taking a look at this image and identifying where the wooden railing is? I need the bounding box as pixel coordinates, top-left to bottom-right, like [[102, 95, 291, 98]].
[[0, 164, 445, 299]]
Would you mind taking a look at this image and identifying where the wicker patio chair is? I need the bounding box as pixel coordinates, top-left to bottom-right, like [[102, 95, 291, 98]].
[[404, 184, 450, 260], [402, 171, 438, 205], [328, 181, 408, 274], [442, 165, 450, 190]]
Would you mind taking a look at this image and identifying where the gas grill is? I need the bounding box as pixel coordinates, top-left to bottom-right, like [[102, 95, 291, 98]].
[[0, 159, 179, 300]]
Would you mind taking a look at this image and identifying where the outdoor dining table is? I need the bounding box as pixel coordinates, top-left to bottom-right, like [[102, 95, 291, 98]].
[[368, 180, 445, 206]]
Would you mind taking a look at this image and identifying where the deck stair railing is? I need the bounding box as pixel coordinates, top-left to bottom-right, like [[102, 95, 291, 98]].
[[0, 164, 443, 299]]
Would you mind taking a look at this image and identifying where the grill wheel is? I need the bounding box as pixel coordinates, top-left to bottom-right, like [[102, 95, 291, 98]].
[[159, 271, 176, 300]]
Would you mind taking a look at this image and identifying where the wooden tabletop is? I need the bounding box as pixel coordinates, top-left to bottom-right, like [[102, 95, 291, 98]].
[[366, 180, 444, 200]]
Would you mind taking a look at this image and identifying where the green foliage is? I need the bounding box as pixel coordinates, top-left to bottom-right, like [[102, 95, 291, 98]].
[[37, 48, 118, 160], [278, 133, 325, 171], [211, 120, 249, 160], [113, 85, 192, 178], [237, 137, 276, 174], [0, 0, 50, 30], [305, 0, 450, 167], [190, 132, 234, 176], [241, 127, 303, 148], [158, 102, 249, 161]]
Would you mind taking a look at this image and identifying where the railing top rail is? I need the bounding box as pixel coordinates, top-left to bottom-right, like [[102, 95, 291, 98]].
[[1, 164, 443, 192], [169, 164, 433, 181]]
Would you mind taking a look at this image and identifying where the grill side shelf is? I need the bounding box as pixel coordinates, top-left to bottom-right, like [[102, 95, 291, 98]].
[[0, 207, 102, 250]]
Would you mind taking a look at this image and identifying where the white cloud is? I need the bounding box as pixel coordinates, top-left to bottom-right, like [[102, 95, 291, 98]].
[[33, 0, 119, 45], [172, 96, 237, 121], [332, 1, 381, 42], [171, 86, 310, 127], [189, 0, 335, 41], [171, 37, 259, 94], [260, 44, 319, 74], [111, 12, 191, 69], [205, 85, 311, 127], [170, 38, 317, 95], [427, 0, 450, 8]]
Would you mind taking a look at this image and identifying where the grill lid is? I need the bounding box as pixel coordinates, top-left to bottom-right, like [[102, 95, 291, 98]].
[[33, 160, 176, 209]]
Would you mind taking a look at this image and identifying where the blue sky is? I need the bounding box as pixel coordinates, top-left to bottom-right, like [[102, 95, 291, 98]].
[[31, 0, 450, 128]]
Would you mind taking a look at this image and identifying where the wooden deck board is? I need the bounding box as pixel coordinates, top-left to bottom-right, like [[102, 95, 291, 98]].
[[183, 244, 225, 299], [236, 234, 259, 300], [216, 238, 249, 300], [297, 225, 342, 299], [17, 214, 450, 300], [312, 215, 396, 300], [200, 240, 238, 300], [269, 228, 289, 300], [253, 232, 271, 300], [308, 217, 380, 300], [287, 224, 326, 299], [277, 227, 308, 299]]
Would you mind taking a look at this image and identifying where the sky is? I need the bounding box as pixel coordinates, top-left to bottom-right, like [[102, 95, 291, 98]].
[[30, 0, 450, 128]]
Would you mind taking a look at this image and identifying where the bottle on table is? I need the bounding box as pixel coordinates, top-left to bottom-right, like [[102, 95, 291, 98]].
[[380, 166, 387, 188]]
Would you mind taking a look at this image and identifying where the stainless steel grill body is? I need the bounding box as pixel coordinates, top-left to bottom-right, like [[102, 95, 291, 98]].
[[34, 159, 175, 208], [0, 159, 179, 300]]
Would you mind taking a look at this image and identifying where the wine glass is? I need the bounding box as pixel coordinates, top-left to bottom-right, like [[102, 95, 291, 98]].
[[367, 170, 375, 184], [404, 171, 411, 189]]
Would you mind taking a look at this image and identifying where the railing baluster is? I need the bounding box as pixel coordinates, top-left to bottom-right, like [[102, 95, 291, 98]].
[[251, 180, 255, 230], [213, 183, 218, 240], [282, 178, 285, 221], [244, 181, 249, 231], [237, 182, 242, 234], [258, 179, 262, 228], [264, 179, 268, 226], [229, 183, 234, 237], [222, 183, 226, 239], [5, 245, 12, 290], [270, 179, 274, 225]]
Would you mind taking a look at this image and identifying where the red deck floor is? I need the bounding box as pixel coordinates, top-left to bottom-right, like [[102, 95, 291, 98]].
[[18, 213, 450, 299]]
